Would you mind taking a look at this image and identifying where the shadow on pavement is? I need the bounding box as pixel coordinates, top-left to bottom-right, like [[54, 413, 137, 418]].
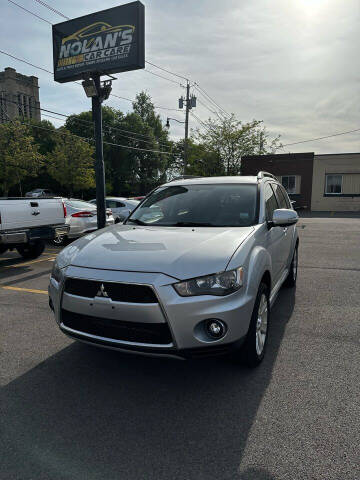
[[1, 288, 296, 480]]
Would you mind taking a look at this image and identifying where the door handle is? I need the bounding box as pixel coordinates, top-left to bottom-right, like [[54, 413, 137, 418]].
[[283, 227, 288, 233], [31, 211, 40, 216]]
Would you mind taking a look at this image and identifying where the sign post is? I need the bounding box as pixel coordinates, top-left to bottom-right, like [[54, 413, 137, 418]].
[[91, 75, 106, 229], [52, 1, 145, 229]]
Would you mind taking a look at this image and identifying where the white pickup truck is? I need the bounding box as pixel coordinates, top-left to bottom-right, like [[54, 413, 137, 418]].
[[0, 197, 69, 259]]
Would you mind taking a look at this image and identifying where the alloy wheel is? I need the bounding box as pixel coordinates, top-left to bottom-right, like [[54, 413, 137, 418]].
[[255, 293, 268, 356]]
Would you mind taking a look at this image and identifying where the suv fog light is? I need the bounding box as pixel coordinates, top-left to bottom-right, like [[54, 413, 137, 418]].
[[206, 319, 226, 339]]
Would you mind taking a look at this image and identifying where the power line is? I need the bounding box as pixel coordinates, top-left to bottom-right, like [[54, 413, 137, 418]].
[[0, 49, 184, 114], [17, 118, 176, 156], [28, 0, 190, 83], [8, 0, 52, 24], [32, 0, 69, 19], [280, 128, 360, 148], [144, 61, 189, 82], [1, 97, 172, 149], [0, 49, 53, 74], [143, 68, 185, 86], [190, 111, 212, 134], [10, 0, 231, 122], [193, 83, 230, 118], [22, 1, 189, 86]]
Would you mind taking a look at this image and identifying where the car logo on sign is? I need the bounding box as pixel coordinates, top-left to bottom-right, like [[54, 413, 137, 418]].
[[96, 284, 109, 298]]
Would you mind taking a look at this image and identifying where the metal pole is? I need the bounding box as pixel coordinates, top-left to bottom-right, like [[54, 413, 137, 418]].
[[92, 75, 106, 229], [184, 81, 190, 175]]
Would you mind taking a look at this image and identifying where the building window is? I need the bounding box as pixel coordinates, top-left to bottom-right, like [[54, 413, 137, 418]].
[[325, 174, 342, 194], [281, 175, 296, 194], [18, 94, 23, 116]]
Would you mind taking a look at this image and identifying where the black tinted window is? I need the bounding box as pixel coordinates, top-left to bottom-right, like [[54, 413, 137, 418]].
[[272, 183, 288, 209], [264, 185, 278, 221], [127, 184, 258, 227]]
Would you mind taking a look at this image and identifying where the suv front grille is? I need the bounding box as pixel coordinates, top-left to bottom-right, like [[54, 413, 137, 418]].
[[64, 278, 158, 303], [61, 309, 172, 345]]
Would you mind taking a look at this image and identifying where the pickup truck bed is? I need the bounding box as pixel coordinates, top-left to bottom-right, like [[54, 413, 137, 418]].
[[0, 197, 69, 259]]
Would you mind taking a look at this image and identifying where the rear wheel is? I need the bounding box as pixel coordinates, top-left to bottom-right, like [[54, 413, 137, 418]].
[[16, 240, 45, 260], [235, 283, 270, 368], [52, 234, 67, 246], [284, 245, 298, 287]]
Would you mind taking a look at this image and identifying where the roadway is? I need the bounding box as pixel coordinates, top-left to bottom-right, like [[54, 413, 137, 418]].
[[0, 217, 359, 480]]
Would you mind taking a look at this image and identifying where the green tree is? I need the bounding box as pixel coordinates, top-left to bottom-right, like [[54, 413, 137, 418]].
[[47, 128, 95, 196], [194, 115, 281, 175], [0, 121, 43, 196], [65, 94, 174, 196]]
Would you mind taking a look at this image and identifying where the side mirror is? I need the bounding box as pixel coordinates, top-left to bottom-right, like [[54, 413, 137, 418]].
[[271, 209, 298, 227]]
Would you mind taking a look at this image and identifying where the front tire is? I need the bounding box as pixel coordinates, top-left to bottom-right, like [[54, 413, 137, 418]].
[[16, 240, 45, 260], [237, 283, 270, 368]]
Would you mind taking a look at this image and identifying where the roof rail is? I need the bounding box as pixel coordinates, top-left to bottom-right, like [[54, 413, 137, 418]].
[[169, 175, 202, 182], [257, 171, 277, 180]]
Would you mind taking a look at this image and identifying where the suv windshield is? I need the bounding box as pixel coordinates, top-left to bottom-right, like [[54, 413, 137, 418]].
[[126, 184, 258, 227]]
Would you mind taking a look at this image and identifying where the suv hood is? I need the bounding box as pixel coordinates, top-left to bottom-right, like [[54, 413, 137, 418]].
[[65, 224, 254, 280]]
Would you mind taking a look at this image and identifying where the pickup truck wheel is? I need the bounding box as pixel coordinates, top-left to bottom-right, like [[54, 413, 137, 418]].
[[52, 234, 67, 246], [16, 240, 45, 260], [284, 246, 298, 288], [237, 283, 270, 368]]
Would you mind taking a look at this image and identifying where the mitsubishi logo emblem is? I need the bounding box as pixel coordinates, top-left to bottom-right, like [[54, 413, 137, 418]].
[[96, 283, 109, 298]]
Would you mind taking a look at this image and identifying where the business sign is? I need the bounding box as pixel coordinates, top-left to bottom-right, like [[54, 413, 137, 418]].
[[52, 1, 144, 83]]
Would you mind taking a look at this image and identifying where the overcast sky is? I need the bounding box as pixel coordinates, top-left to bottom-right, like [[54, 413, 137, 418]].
[[1, 0, 359, 153]]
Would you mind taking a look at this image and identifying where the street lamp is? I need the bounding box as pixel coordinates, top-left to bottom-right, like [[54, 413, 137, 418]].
[[82, 78, 98, 98], [166, 117, 185, 128]]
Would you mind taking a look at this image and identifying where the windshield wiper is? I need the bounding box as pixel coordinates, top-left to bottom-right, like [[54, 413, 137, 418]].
[[126, 218, 147, 226], [172, 222, 216, 227]]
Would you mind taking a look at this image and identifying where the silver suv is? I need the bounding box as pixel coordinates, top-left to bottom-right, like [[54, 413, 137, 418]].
[[49, 172, 299, 367]]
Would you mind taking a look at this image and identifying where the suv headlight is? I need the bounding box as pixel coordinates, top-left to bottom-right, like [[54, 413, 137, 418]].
[[173, 267, 244, 297]]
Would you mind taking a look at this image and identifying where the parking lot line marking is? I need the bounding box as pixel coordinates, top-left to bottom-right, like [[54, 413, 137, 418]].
[[3, 256, 56, 268], [1, 286, 48, 295]]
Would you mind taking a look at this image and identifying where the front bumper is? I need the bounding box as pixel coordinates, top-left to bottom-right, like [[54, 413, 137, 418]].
[[49, 266, 255, 358]]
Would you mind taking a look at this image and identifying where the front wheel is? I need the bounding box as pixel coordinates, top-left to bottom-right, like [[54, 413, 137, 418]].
[[16, 240, 45, 260], [234, 283, 270, 368]]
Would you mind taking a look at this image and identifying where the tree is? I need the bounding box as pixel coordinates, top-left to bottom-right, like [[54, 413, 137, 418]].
[[47, 128, 95, 196], [65, 94, 174, 196], [193, 115, 282, 175], [0, 121, 43, 196]]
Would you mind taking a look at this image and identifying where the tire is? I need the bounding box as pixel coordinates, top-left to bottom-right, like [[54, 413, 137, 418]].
[[16, 240, 45, 260], [283, 245, 298, 288], [52, 234, 67, 246], [237, 283, 270, 368]]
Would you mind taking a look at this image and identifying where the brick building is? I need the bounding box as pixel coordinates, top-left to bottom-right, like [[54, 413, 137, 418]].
[[241, 152, 360, 212], [0, 67, 41, 123]]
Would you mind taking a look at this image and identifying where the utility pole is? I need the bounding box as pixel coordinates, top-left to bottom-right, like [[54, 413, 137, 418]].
[[184, 81, 190, 175], [92, 75, 106, 230], [177, 82, 196, 175]]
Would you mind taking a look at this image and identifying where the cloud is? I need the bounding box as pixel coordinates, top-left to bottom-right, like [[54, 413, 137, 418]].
[[1, 0, 358, 153]]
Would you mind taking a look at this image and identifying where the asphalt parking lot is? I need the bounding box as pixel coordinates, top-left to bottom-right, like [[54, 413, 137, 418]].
[[1, 217, 359, 480]]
